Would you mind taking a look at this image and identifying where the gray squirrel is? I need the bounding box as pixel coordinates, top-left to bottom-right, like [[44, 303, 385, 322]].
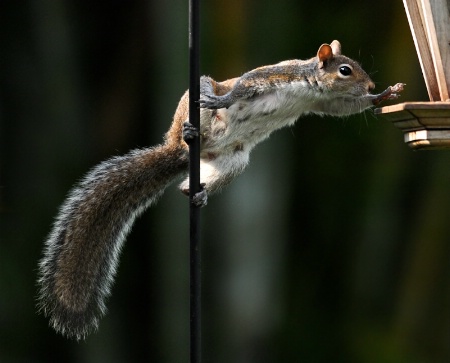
[[37, 40, 404, 340]]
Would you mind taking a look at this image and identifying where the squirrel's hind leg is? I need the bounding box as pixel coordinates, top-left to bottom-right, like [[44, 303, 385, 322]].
[[179, 149, 249, 200]]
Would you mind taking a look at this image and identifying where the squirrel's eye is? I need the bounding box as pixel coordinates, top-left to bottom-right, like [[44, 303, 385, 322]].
[[339, 65, 352, 77]]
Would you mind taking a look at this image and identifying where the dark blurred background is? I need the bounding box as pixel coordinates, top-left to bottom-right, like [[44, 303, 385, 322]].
[[1, 0, 450, 362]]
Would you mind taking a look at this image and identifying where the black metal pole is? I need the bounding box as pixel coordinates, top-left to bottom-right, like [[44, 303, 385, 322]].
[[188, 0, 201, 361]]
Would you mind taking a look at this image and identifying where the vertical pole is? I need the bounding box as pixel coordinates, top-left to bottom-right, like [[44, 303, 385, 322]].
[[188, 0, 201, 361]]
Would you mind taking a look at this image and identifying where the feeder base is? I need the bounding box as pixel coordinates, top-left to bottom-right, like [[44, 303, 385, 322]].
[[375, 102, 450, 150]]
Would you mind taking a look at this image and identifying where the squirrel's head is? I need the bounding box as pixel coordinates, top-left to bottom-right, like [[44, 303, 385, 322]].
[[316, 40, 375, 97]]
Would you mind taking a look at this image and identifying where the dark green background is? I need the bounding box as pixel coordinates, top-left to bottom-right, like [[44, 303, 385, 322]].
[[1, 0, 449, 362]]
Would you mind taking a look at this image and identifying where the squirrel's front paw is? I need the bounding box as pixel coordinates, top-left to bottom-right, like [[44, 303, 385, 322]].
[[199, 94, 232, 110], [372, 83, 405, 105]]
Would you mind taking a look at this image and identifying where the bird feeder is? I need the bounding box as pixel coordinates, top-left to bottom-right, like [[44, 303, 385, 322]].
[[375, 0, 450, 150]]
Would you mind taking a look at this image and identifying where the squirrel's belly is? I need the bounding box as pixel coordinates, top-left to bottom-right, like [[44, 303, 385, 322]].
[[202, 91, 305, 155]]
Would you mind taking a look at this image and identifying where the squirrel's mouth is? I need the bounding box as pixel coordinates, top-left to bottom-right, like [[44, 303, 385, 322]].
[[367, 81, 376, 93]]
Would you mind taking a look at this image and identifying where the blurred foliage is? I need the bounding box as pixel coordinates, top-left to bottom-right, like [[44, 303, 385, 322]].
[[1, 0, 450, 362]]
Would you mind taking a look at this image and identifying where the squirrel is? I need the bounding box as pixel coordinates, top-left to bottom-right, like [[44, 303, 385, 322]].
[[37, 40, 404, 340]]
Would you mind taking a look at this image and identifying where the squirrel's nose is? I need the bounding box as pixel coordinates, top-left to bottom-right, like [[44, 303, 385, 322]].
[[368, 82, 375, 92]]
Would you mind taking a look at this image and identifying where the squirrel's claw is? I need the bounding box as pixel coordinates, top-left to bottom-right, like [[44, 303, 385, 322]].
[[199, 75, 233, 109], [372, 83, 405, 106], [182, 122, 199, 144], [192, 184, 208, 207], [391, 83, 405, 93], [199, 94, 231, 110], [181, 183, 208, 207]]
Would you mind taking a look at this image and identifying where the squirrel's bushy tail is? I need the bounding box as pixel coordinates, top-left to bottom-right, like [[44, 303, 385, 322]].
[[37, 143, 188, 340]]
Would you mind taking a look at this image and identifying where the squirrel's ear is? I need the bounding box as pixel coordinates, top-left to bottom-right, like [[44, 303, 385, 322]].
[[330, 40, 342, 55], [317, 43, 333, 68]]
